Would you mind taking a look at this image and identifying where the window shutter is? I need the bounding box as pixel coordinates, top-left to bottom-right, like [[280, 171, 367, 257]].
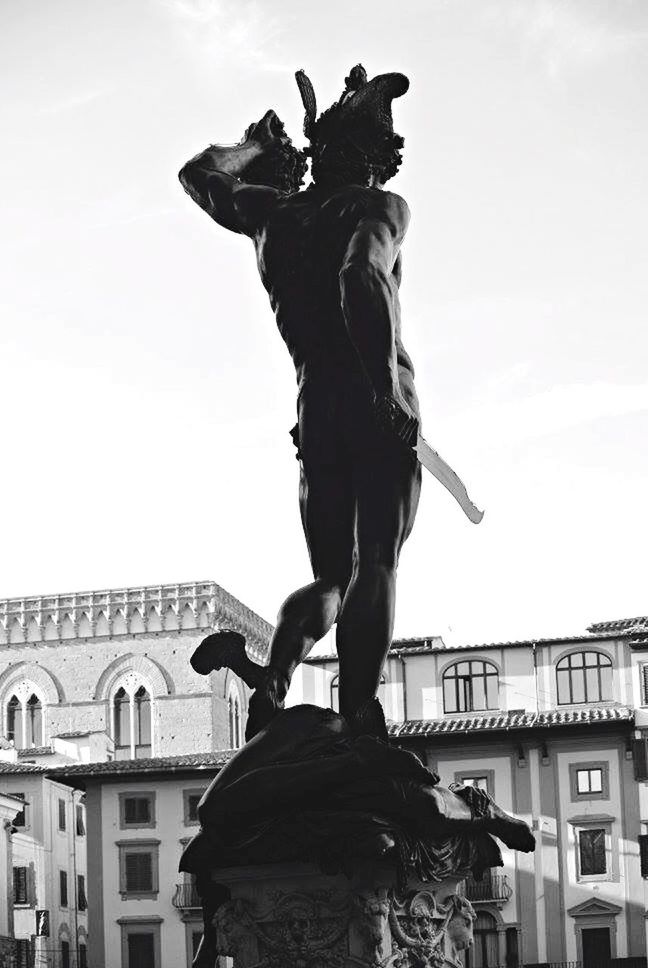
[[78, 874, 87, 910], [58, 799, 66, 831], [640, 834, 648, 878], [633, 738, 648, 781], [13, 866, 28, 904], [125, 851, 153, 892], [59, 870, 68, 907], [643, 666, 648, 706], [61, 940, 70, 968]]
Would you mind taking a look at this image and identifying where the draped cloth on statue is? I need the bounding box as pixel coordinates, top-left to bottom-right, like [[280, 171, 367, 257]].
[[180, 704, 502, 885]]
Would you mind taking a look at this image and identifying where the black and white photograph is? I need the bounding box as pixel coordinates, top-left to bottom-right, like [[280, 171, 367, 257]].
[[1, 2, 647, 966]]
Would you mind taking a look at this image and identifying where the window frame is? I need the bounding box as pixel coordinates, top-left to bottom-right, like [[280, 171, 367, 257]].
[[117, 839, 161, 899], [77, 873, 88, 911], [118, 918, 162, 968], [59, 869, 68, 908], [76, 803, 85, 836], [442, 660, 499, 714], [569, 761, 610, 802], [183, 788, 206, 827], [111, 677, 154, 759], [13, 865, 29, 906], [119, 792, 156, 830], [453, 769, 495, 797], [5, 687, 45, 749], [58, 798, 67, 832], [555, 650, 613, 706], [569, 816, 616, 883]]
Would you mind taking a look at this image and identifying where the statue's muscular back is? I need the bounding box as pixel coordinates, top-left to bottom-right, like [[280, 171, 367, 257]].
[[254, 185, 415, 394]]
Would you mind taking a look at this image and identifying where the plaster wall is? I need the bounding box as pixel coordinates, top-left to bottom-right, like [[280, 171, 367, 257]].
[[99, 774, 215, 968]]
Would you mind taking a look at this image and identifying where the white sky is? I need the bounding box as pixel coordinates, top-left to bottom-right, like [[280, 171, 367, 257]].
[[1, 0, 647, 645]]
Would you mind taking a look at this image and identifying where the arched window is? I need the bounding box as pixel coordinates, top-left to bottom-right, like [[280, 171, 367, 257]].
[[443, 661, 499, 714], [228, 687, 241, 749], [467, 912, 499, 968], [114, 687, 130, 750], [26, 694, 42, 748], [6, 691, 43, 748], [556, 651, 612, 705], [7, 696, 22, 746], [112, 678, 153, 759], [134, 686, 151, 753]]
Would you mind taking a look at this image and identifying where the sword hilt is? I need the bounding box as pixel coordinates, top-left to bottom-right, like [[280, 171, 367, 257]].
[[374, 395, 419, 448]]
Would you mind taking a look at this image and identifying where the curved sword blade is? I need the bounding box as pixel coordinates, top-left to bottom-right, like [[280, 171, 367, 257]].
[[414, 435, 484, 524]]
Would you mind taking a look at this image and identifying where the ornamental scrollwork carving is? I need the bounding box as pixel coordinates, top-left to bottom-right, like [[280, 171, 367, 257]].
[[214, 889, 352, 968], [388, 890, 475, 968]]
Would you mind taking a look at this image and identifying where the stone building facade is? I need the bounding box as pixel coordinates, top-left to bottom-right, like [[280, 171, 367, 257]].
[[0, 580, 272, 968], [294, 616, 648, 968]]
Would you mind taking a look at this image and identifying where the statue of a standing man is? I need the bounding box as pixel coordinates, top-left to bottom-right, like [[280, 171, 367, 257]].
[[180, 66, 422, 738]]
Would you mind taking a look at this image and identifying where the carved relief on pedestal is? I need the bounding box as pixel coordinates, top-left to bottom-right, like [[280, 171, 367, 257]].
[[389, 890, 475, 968], [214, 889, 352, 968], [212, 883, 475, 968]]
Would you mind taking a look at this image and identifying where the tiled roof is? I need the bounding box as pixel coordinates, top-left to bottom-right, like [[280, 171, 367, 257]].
[[48, 749, 235, 783], [588, 616, 648, 635], [389, 705, 633, 739], [0, 760, 47, 775], [18, 747, 53, 757], [306, 631, 627, 665]]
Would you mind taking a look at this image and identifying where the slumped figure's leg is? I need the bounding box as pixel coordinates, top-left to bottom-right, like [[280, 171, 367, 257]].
[[337, 451, 421, 722]]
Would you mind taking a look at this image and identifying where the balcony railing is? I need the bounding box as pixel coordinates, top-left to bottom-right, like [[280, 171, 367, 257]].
[[172, 882, 201, 910], [462, 873, 512, 903]]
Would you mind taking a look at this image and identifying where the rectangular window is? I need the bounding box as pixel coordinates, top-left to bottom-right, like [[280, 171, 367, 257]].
[[76, 804, 85, 836], [13, 866, 28, 904], [460, 775, 489, 792], [183, 789, 206, 826], [60, 870, 68, 907], [577, 768, 603, 794], [61, 940, 70, 968], [15, 939, 32, 968], [569, 761, 609, 801], [79, 944, 88, 968], [579, 828, 607, 875], [77, 873, 87, 911], [128, 932, 155, 968], [126, 852, 153, 892], [10, 792, 27, 828], [119, 792, 155, 829], [640, 834, 648, 879], [642, 665, 648, 706], [58, 798, 66, 831]]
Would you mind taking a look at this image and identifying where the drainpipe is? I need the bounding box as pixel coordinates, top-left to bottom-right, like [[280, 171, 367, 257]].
[[532, 641, 539, 714], [399, 654, 408, 723]]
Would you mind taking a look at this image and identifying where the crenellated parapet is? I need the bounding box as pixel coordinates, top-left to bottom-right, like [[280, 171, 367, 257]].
[[0, 580, 272, 660]]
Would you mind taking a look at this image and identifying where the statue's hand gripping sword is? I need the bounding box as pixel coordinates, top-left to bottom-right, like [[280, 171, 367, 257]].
[[375, 397, 484, 525]]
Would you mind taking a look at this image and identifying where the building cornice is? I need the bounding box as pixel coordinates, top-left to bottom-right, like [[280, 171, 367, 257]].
[[0, 579, 272, 659]]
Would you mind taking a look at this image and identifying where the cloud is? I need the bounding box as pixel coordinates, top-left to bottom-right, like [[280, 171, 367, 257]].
[[163, 0, 290, 73], [41, 87, 113, 115], [448, 380, 648, 448], [483, 0, 648, 76]]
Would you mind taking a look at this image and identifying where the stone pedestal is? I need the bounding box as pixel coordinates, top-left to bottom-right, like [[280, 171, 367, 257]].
[[211, 861, 475, 968]]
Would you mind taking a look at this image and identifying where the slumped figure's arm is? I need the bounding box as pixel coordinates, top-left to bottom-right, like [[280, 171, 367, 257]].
[[339, 192, 410, 401], [179, 153, 280, 238]]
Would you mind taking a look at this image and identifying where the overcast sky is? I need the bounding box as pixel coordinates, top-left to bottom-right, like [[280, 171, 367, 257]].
[[1, 0, 647, 645]]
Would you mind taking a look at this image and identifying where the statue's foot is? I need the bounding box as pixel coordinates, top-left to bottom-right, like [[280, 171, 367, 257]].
[[348, 697, 389, 743], [244, 667, 290, 742], [191, 630, 266, 690]]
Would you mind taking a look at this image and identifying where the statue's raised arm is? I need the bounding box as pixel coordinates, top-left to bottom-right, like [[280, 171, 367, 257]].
[[178, 109, 307, 236]]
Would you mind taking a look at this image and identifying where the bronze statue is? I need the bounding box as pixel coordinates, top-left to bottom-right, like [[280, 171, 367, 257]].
[[179, 66, 532, 968], [181, 66, 483, 739]]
